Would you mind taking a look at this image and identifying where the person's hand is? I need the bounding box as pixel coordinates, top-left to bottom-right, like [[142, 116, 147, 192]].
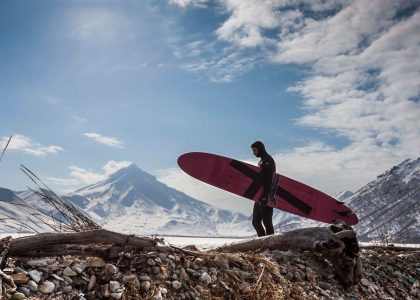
[[270, 196, 276, 207], [259, 194, 268, 206]]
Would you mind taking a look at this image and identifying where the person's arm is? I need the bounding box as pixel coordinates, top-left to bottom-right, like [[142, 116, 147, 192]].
[[262, 160, 273, 197], [259, 158, 274, 205]]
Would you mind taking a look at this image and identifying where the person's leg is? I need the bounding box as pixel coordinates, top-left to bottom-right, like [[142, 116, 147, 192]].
[[252, 202, 266, 237], [261, 205, 274, 235]]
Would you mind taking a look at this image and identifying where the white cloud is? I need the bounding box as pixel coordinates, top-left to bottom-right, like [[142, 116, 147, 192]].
[[0, 134, 63, 157], [168, 0, 208, 8], [83, 132, 124, 148], [215, 0, 420, 162], [163, 0, 420, 213], [182, 49, 260, 82], [48, 160, 132, 188], [216, 0, 282, 47]]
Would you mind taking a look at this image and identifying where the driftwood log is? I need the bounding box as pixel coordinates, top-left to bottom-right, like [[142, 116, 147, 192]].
[[7, 229, 159, 258], [212, 223, 362, 287]]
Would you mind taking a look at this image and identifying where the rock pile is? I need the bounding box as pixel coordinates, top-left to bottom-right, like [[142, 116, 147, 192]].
[[0, 243, 418, 300]]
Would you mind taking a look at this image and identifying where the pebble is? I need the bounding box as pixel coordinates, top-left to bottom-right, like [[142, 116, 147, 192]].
[[138, 275, 151, 281], [101, 284, 111, 297], [199, 272, 212, 285], [52, 274, 64, 281], [140, 280, 151, 291], [62, 285, 73, 293], [87, 274, 96, 291], [27, 259, 49, 267], [214, 254, 229, 269], [111, 291, 124, 299], [38, 280, 55, 294], [86, 257, 106, 268], [109, 280, 120, 292], [106, 263, 118, 274], [11, 273, 28, 284], [28, 270, 41, 283], [172, 280, 182, 289], [17, 286, 30, 297], [63, 266, 78, 277], [62, 275, 73, 284], [12, 292, 26, 300], [26, 280, 38, 292]]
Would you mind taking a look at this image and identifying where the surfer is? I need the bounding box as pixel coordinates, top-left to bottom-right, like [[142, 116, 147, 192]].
[[251, 141, 276, 236]]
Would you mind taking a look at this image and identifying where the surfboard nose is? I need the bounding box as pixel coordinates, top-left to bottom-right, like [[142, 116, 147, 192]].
[[347, 212, 359, 226], [177, 152, 216, 182]]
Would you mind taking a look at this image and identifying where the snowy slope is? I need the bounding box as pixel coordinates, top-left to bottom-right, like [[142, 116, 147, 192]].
[[348, 158, 420, 243], [66, 164, 250, 236], [0, 188, 56, 233]]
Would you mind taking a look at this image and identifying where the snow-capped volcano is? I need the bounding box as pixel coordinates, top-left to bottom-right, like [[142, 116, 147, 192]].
[[348, 158, 420, 243], [66, 163, 250, 236]]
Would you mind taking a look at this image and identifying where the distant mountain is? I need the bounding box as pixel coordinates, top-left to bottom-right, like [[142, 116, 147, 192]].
[[348, 158, 419, 243], [0, 187, 53, 233], [65, 164, 250, 236], [273, 158, 419, 244]]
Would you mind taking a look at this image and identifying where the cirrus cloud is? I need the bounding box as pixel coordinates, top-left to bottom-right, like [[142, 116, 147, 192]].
[[83, 132, 124, 148]]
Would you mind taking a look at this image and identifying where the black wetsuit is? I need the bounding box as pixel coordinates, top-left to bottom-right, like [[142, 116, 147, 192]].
[[251, 142, 276, 237]]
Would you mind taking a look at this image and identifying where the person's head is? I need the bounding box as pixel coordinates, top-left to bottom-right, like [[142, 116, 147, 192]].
[[251, 141, 266, 158]]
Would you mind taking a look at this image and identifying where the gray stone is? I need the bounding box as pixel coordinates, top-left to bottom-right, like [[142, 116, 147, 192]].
[[52, 274, 65, 281], [111, 291, 124, 299], [109, 281, 120, 292], [62, 285, 73, 293], [27, 259, 49, 267], [194, 258, 205, 267], [17, 286, 30, 297], [138, 275, 151, 281], [199, 272, 212, 285], [62, 275, 73, 284], [123, 275, 140, 289], [140, 280, 151, 291], [319, 282, 332, 290], [214, 254, 229, 269], [38, 280, 55, 294], [86, 257, 106, 268], [101, 284, 111, 297], [147, 258, 156, 266], [87, 275, 96, 291], [63, 266, 78, 277], [14, 267, 26, 274], [26, 280, 38, 292], [272, 250, 284, 262], [72, 263, 85, 274], [106, 263, 118, 274], [12, 292, 26, 299], [172, 280, 182, 289], [28, 270, 41, 283], [180, 268, 189, 282], [3, 268, 14, 274]]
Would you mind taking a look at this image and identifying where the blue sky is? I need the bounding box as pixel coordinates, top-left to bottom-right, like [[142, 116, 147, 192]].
[[1, 0, 419, 214]]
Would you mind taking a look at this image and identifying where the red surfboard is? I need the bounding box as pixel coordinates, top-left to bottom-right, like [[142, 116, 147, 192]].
[[178, 152, 358, 225]]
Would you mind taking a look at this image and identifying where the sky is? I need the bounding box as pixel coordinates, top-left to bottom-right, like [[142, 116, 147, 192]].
[[0, 0, 419, 215]]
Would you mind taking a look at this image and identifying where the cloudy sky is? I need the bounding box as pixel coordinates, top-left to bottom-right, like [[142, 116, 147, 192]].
[[1, 0, 419, 214]]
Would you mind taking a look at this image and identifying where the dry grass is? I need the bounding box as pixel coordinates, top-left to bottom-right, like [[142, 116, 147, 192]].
[[0, 165, 101, 234]]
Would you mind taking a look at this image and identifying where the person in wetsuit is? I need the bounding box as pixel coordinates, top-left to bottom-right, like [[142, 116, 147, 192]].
[[251, 141, 276, 237]]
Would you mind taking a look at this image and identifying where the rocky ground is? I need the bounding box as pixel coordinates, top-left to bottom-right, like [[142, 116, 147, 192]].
[[0, 241, 418, 300]]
